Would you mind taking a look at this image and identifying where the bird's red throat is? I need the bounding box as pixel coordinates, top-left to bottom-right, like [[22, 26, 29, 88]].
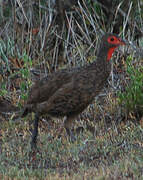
[[107, 47, 117, 61]]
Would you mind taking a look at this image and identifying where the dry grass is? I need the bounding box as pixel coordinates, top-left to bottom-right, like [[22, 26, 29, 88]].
[[0, 118, 143, 179]]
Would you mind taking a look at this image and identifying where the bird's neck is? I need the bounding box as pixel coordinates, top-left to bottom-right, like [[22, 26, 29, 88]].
[[96, 43, 113, 62], [87, 45, 112, 72]]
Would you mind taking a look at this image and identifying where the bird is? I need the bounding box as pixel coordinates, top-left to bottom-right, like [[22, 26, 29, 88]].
[[22, 33, 126, 148]]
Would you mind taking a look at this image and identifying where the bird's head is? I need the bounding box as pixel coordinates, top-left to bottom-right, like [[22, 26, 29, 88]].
[[101, 33, 126, 61]]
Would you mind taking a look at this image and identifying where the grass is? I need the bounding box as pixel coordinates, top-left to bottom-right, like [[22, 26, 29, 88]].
[[0, 117, 143, 179]]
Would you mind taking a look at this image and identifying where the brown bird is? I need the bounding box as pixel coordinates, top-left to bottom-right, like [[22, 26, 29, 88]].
[[22, 33, 126, 148]]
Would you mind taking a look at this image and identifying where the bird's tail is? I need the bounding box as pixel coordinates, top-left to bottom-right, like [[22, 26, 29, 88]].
[[0, 99, 20, 113]]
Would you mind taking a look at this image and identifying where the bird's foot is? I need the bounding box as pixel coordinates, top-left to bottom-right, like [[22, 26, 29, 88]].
[[75, 126, 84, 135], [69, 132, 77, 143], [30, 138, 38, 150], [66, 128, 76, 143]]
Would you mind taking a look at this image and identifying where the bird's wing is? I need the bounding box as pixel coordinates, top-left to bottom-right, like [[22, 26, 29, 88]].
[[26, 70, 75, 104], [36, 81, 92, 117]]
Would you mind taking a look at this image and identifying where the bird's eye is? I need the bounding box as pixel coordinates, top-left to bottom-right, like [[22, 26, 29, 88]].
[[110, 37, 114, 41]]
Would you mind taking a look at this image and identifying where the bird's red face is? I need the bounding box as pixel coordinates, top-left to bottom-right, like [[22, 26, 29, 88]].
[[106, 35, 126, 61], [107, 36, 126, 46]]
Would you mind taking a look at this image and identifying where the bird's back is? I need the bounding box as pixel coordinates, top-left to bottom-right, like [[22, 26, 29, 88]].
[[26, 66, 81, 104]]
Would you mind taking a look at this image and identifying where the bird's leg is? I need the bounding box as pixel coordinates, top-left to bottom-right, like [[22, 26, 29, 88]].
[[64, 116, 76, 142], [31, 112, 39, 149]]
